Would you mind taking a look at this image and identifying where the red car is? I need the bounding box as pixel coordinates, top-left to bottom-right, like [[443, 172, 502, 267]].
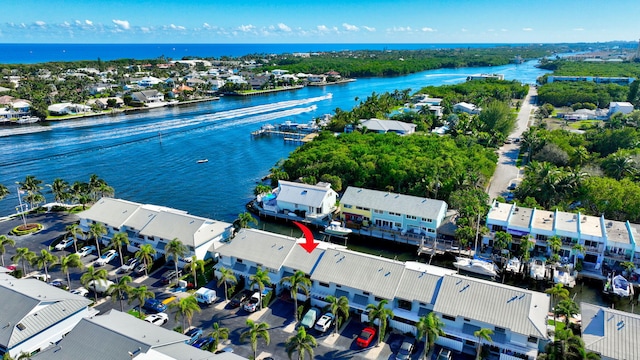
[[356, 326, 376, 348]]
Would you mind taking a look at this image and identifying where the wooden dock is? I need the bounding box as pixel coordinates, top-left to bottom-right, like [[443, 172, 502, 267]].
[[251, 129, 317, 144]]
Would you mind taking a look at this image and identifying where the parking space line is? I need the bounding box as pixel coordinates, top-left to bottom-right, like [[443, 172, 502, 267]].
[[282, 322, 297, 334], [364, 342, 386, 359], [162, 296, 176, 305], [323, 332, 340, 346]]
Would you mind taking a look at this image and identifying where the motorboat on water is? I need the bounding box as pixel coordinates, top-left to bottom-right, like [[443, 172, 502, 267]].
[[504, 257, 522, 274], [324, 221, 352, 236], [453, 257, 499, 277], [553, 266, 577, 288], [15, 116, 40, 124], [604, 274, 634, 298], [197, 159, 208, 163], [529, 259, 547, 281]]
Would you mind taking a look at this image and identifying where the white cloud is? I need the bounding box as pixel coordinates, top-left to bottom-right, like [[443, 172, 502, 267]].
[[169, 24, 186, 30], [522, 27, 533, 31], [203, 23, 211, 29], [501, 28, 508, 32], [238, 24, 255, 32], [342, 23, 359, 31], [277, 23, 291, 32], [112, 19, 130, 30], [85, 20, 93, 26], [61, 21, 71, 28], [573, 27, 584, 31], [461, 28, 468, 32], [421, 27, 435, 32], [140, 27, 150, 33], [363, 26, 376, 32], [317, 25, 330, 32], [35, 21, 46, 27]]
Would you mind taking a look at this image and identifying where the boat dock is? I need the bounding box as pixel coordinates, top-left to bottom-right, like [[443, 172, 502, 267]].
[[251, 128, 318, 144], [417, 237, 475, 257]]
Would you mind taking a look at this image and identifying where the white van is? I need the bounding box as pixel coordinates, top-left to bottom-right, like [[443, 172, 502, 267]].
[[195, 287, 217, 305]]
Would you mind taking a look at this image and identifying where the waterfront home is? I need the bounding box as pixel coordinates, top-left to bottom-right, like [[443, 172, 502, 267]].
[[47, 102, 91, 116], [89, 97, 124, 110], [258, 180, 338, 224], [307, 74, 327, 83], [337, 186, 448, 244], [214, 229, 548, 360], [31, 310, 228, 360], [547, 76, 634, 85], [0, 273, 94, 358], [453, 102, 481, 115], [354, 118, 417, 135], [131, 90, 165, 106], [78, 197, 233, 262], [466, 73, 505, 81], [580, 302, 640, 360], [609, 101, 634, 116], [0, 98, 32, 120]]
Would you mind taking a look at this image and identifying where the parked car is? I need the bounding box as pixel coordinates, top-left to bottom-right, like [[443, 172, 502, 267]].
[[507, 182, 517, 191], [195, 287, 217, 305], [76, 245, 96, 257], [395, 337, 416, 360], [144, 312, 168, 326], [134, 262, 148, 275], [161, 269, 182, 284], [48, 278, 66, 288], [228, 290, 251, 308], [143, 298, 167, 313], [94, 249, 117, 266], [505, 192, 515, 201], [300, 307, 319, 329], [214, 347, 234, 354], [436, 348, 452, 360], [30, 272, 51, 282], [185, 327, 203, 345], [356, 326, 376, 348], [118, 258, 138, 273], [243, 291, 261, 313], [54, 238, 75, 251], [192, 336, 214, 349], [314, 312, 334, 332], [70, 287, 89, 297]]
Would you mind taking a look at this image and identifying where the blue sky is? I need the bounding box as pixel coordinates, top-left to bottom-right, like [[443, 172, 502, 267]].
[[3, 0, 638, 43]]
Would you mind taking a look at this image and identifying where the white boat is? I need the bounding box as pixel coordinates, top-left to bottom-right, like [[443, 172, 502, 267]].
[[604, 274, 633, 297], [529, 259, 546, 280], [197, 159, 208, 163], [504, 257, 522, 274], [15, 116, 40, 124], [453, 257, 499, 277], [553, 266, 576, 288], [324, 221, 352, 236]]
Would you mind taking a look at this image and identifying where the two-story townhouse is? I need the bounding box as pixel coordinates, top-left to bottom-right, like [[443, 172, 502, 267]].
[[529, 209, 554, 254], [553, 211, 580, 259], [432, 274, 549, 360], [602, 220, 635, 265], [263, 181, 338, 223], [339, 187, 448, 244], [578, 214, 607, 267], [78, 197, 142, 243]]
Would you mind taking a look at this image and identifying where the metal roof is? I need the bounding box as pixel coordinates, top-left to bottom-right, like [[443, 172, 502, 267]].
[[282, 241, 327, 275], [311, 248, 405, 300], [138, 211, 231, 248], [276, 180, 335, 208], [340, 187, 447, 221], [123, 207, 158, 232], [79, 197, 141, 228], [581, 302, 640, 360], [395, 268, 444, 305], [359, 118, 417, 133], [217, 229, 298, 271], [0, 276, 92, 349], [433, 274, 549, 339]]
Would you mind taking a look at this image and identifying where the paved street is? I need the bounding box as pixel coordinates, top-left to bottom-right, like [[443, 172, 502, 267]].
[[486, 86, 539, 202]]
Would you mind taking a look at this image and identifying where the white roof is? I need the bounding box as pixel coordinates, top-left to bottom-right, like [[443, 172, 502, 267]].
[[276, 180, 335, 208], [341, 187, 447, 222], [359, 118, 417, 133], [581, 302, 640, 360], [80, 197, 141, 229]]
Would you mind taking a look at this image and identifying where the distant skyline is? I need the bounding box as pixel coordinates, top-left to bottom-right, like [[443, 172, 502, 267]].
[[4, 0, 638, 44]]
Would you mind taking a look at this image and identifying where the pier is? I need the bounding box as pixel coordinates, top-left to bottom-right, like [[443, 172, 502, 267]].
[[251, 128, 318, 144]]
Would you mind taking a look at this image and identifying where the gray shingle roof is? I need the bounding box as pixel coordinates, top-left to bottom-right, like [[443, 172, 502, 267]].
[[276, 180, 334, 208], [0, 275, 92, 349], [433, 274, 549, 339], [340, 187, 446, 221], [311, 248, 405, 299], [581, 302, 640, 360], [79, 197, 141, 228]]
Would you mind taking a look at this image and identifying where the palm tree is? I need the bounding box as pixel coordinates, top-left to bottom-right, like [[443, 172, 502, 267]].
[[545, 283, 570, 325], [474, 328, 493, 360], [548, 235, 562, 257], [60, 253, 84, 289], [47, 178, 69, 203], [129, 285, 155, 314], [621, 261, 636, 275], [249, 266, 272, 311], [186, 255, 205, 288], [135, 244, 156, 277], [416, 312, 444, 359], [164, 238, 187, 283], [210, 322, 230, 351], [88, 222, 107, 258], [235, 212, 258, 229], [171, 295, 201, 331], [366, 299, 394, 347], [555, 299, 580, 327], [12, 247, 35, 274], [285, 326, 317, 360], [280, 270, 311, 321], [520, 235, 535, 275], [33, 249, 58, 281], [109, 275, 133, 312], [240, 320, 270, 360], [0, 183, 9, 200], [18, 175, 44, 210], [325, 295, 350, 335], [0, 235, 16, 267], [80, 265, 108, 303], [216, 266, 237, 301], [65, 223, 83, 253], [493, 231, 513, 256], [109, 232, 129, 267]]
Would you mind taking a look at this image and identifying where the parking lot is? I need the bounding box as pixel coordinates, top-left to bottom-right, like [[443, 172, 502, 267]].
[[1, 213, 417, 359]]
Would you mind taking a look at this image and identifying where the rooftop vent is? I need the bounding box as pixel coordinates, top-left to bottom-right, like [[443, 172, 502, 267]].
[[301, 190, 307, 195]]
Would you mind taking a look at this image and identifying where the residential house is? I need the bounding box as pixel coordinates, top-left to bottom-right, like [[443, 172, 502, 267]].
[[547, 76, 634, 85], [259, 181, 338, 223], [338, 187, 448, 244], [137, 76, 163, 87], [90, 97, 124, 110], [0, 273, 93, 358], [31, 310, 231, 360], [307, 74, 327, 83], [0, 98, 32, 120], [47, 102, 91, 116], [609, 101, 634, 116], [185, 77, 206, 88], [78, 197, 233, 262], [131, 90, 165, 106], [580, 302, 640, 360], [356, 118, 417, 135], [453, 102, 481, 115], [466, 73, 505, 81]]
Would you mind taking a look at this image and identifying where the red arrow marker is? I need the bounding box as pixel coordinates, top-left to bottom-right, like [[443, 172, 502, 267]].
[[293, 221, 319, 253]]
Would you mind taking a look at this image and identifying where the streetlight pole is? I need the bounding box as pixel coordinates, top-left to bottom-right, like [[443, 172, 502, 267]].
[[16, 186, 27, 227]]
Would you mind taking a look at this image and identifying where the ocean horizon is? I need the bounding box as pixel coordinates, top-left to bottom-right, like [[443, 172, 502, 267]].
[[0, 42, 538, 64]]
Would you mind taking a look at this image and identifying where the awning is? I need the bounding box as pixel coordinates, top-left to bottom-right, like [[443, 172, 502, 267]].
[[507, 229, 529, 237]]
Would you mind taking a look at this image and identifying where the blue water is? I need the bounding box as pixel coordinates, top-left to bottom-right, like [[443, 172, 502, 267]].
[[0, 43, 533, 64], [0, 59, 550, 221]]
